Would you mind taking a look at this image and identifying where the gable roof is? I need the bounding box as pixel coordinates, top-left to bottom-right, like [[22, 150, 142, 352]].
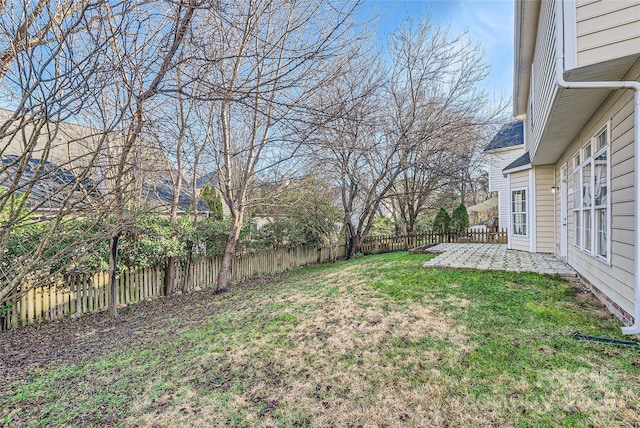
[[0, 109, 208, 214], [502, 151, 531, 174], [0, 154, 208, 213], [0, 154, 100, 212], [196, 171, 219, 189], [484, 121, 524, 152]]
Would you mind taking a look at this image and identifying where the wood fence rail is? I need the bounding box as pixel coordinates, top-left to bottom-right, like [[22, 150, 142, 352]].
[[360, 229, 508, 254], [1, 229, 506, 330]]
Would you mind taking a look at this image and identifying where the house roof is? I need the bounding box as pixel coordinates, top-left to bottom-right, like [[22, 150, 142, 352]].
[[0, 155, 100, 211], [484, 121, 524, 152], [502, 151, 531, 174], [196, 172, 219, 189], [0, 154, 208, 213]]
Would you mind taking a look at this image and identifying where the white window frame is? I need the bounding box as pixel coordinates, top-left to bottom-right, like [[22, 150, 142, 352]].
[[582, 140, 593, 254], [572, 152, 581, 248], [572, 123, 610, 264], [511, 187, 528, 237]]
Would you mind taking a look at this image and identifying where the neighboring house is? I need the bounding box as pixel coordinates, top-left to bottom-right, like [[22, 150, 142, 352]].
[[511, 0, 640, 333], [484, 121, 525, 229], [0, 108, 206, 215]]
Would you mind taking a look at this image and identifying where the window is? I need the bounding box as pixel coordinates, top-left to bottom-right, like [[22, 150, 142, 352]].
[[594, 131, 608, 259], [572, 126, 609, 262], [572, 157, 581, 247], [512, 189, 527, 236], [582, 159, 592, 252]]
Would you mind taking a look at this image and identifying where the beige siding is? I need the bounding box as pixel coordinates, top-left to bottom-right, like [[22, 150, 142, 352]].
[[576, 0, 640, 68], [528, 0, 559, 161], [509, 170, 531, 252], [535, 165, 555, 253], [554, 79, 637, 317], [488, 146, 525, 229]]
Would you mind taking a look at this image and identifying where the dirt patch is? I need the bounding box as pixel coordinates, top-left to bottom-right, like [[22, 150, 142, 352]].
[[0, 273, 289, 388]]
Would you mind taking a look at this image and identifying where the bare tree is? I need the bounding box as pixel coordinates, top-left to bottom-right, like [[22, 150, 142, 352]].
[[383, 18, 497, 230], [304, 48, 395, 258], [0, 0, 122, 306], [0, 0, 104, 80], [190, 0, 363, 292], [97, 0, 199, 316], [306, 17, 503, 252]]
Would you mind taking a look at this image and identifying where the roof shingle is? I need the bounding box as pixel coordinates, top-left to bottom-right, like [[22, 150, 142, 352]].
[[484, 121, 524, 152]]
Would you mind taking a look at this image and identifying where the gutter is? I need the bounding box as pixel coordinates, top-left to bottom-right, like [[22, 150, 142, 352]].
[[554, 0, 640, 335]]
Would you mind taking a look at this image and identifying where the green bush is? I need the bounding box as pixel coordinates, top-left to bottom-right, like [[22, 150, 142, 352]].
[[368, 216, 394, 238], [200, 185, 224, 221], [450, 203, 470, 234], [432, 208, 451, 234], [250, 218, 323, 250]]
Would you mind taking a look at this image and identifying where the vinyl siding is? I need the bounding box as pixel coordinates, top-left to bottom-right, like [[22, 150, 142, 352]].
[[535, 165, 555, 253], [488, 146, 525, 229], [576, 0, 640, 68], [554, 81, 637, 318], [509, 170, 531, 252]]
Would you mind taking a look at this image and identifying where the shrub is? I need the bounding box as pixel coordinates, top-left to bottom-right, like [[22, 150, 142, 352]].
[[200, 185, 224, 221], [432, 208, 451, 234], [450, 203, 470, 234]]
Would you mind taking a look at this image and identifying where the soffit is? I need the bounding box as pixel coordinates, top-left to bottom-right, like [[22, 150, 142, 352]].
[[514, 0, 541, 116], [532, 56, 640, 165]]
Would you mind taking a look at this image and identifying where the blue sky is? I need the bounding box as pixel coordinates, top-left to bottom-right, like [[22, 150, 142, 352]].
[[368, 0, 514, 105]]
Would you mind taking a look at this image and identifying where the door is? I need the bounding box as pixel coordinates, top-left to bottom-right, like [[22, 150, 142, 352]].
[[560, 163, 568, 259]]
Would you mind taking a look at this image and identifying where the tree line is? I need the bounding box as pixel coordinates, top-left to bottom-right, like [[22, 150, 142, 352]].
[[0, 0, 504, 316]]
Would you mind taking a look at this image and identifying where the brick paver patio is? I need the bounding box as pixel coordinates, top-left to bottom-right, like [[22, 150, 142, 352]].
[[423, 243, 577, 278]]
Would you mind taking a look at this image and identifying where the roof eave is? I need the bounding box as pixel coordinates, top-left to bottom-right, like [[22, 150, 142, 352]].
[[484, 144, 525, 154], [513, 0, 541, 117], [503, 163, 532, 175]]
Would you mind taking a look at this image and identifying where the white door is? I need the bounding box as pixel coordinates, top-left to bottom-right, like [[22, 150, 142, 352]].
[[560, 163, 568, 259]]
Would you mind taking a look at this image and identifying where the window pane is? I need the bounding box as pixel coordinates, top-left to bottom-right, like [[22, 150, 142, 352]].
[[594, 152, 607, 206], [513, 213, 527, 236], [511, 189, 527, 236], [596, 129, 607, 151], [573, 170, 580, 208], [597, 208, 607, 258], [584, 210, 592, 251], [584, 143, 591, 158], [582, 163, 592, 207], [574, 211, 581, 247]]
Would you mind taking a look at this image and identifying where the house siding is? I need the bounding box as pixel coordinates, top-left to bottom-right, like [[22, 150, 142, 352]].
[[509, 170, 531, 252], [535, 165, 555, 253], [488, 146, 525, 229], [528, 0, 558, 161], [555, 82, 637, 320], [576, 0, 640, 68]]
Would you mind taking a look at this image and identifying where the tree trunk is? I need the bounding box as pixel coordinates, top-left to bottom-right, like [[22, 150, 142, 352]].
[[347, 228, 361, 260], [108, 232, 120, 317], [216, 217, 242, 293], [182, 243, 194, 291], [164, 257, 176, 295]]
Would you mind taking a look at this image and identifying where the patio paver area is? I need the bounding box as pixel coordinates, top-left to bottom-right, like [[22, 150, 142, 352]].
[[423, 243, 577, 277]]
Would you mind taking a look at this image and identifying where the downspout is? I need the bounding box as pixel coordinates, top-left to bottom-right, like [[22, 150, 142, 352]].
[[554, 0, 640, 334]]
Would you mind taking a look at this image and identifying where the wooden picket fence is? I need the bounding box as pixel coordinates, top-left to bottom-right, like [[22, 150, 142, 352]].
[[0, 243, 347, 330], [359, 229, 508, 254], [0, 230, 505, 330]]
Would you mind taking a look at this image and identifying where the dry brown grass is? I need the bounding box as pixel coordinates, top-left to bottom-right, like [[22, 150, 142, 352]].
[[3, 253, 640, 427]]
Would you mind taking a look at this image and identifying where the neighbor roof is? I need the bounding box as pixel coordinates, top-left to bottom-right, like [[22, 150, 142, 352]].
[[484, 121, 524, 152], [0, 154, 208, 213], [502, 151, 531, 174]]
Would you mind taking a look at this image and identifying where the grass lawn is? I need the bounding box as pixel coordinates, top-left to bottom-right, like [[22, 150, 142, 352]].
[[2, 252, 640, 427]]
